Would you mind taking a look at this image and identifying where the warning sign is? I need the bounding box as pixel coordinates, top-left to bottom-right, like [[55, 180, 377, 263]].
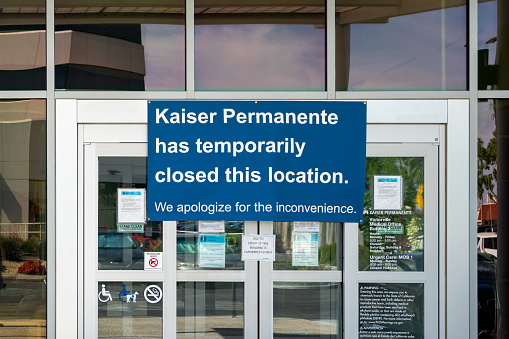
[[144, 252, 162, 271]]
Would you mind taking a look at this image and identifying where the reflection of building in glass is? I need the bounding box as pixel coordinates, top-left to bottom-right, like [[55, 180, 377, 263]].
[[55, 25, 146, 90], [0, 100, 46, 240], [0, 27, 46, 90], [478, 203, 497, 226], [54, 4, 186, 90]]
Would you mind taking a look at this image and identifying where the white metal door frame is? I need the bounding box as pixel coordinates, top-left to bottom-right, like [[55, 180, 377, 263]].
[[80, 124, 443, 339], [259, 220, 343, 338], [83, 142, 175, 338], [344, 142, 440, 339], [81, 136, 258, 338], [69, 99, 463, 339]]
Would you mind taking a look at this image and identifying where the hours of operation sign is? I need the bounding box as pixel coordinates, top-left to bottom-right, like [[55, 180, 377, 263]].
[[147, 101, 367, 222]]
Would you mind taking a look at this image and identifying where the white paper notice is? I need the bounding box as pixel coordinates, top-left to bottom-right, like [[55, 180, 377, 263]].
[[198, 234, 225, 268], [293, 221, 320, 233], [198, 220, 225, 233], [241, 235, 275, 261], [292, 233, 319, 266], [117, 188, 146, 223], [373, 176, 403, 210], [144, 252, 163, 271]]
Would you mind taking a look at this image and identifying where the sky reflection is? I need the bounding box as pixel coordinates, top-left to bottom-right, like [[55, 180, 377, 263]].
[[478, 1, 497, 65], [194, 24, 326, 91], [142, 24, 185, 90], [347, 6, 467, 90], [103, 4, 468, 91]]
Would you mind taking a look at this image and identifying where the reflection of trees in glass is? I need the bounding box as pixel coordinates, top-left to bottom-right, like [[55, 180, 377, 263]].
[[360, 157, 425, 271], [407, 216, 424, 250], [226, 234, 241, 253], [273, 222, 338, 271], [98, 182, 119, 228], [478, 105, 497, 203], [364, 157, 423, 210]]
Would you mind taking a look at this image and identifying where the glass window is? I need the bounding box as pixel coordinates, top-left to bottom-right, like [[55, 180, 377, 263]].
[[54, 1, 185, 90], [359, 283, 424, 338], [195, 0, 326, 91], [273, 282, 340, 338], [98, 281, 163, 338], [273, 222, 341, 271], [360, 157, 424, 271], [98, 157, 162, 270], [336, 0, 467, 90], [0, 100, 47, 336], [0, 2, 46, 90], [177, 282, 244, 338], [478, 0, 508, 90], [477, 99, 499, 337], [177, 221, 244, 270]]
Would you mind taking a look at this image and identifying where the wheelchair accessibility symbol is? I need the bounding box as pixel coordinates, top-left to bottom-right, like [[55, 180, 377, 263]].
[[144, 285, 162, 303], [98, 284, 112, 302], [119, 284, 139, 303]]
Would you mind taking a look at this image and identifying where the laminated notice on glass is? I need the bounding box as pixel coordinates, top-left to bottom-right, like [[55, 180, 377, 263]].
[[198, 234, 225, 268], [372, 176, 403, 211], [293, 221, 320, 233], [199, 220, 225, 233], [292, 233, 319, 266], [117, 188, 146, 223]]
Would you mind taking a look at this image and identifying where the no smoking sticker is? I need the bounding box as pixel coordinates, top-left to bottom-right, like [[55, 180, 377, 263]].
[[144, 252, 162, 270]]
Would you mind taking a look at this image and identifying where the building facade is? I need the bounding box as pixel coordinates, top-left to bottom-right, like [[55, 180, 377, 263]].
[[0, 0, 499, 338]]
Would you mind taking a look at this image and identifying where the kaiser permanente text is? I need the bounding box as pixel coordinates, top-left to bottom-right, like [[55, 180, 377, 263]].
[[155, 108, 339, 125]]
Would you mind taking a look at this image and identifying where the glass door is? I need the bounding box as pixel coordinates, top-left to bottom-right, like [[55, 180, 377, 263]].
[[175, 218, 258, 339], [344, 143, 439, 339], [259, 221, 343, 338], [81, 132, 439, 338], [83, 141, 258, 339], [84, 143, 168, 338]]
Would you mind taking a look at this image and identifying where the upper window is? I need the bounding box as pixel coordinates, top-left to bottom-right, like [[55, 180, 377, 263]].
[[194, 0, 326, 91], [54, 1, 185, 91], [478, 0, 507, 90], [0, 2, 46, 90], [336, 0, 467, 91]]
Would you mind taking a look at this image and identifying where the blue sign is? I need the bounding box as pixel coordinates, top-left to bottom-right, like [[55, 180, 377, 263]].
[[147, 101, 366, 222]]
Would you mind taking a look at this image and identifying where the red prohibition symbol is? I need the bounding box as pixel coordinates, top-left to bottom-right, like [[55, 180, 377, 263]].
[[149, 258, 158, 267]]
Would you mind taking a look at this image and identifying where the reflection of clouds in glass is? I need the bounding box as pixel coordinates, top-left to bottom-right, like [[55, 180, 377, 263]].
[[477, 1, 497, 65], [478, 1, 497, 65], [348, 7, 466, 90], [195, 24, 325, 90], [142, 25, 185, 90]]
